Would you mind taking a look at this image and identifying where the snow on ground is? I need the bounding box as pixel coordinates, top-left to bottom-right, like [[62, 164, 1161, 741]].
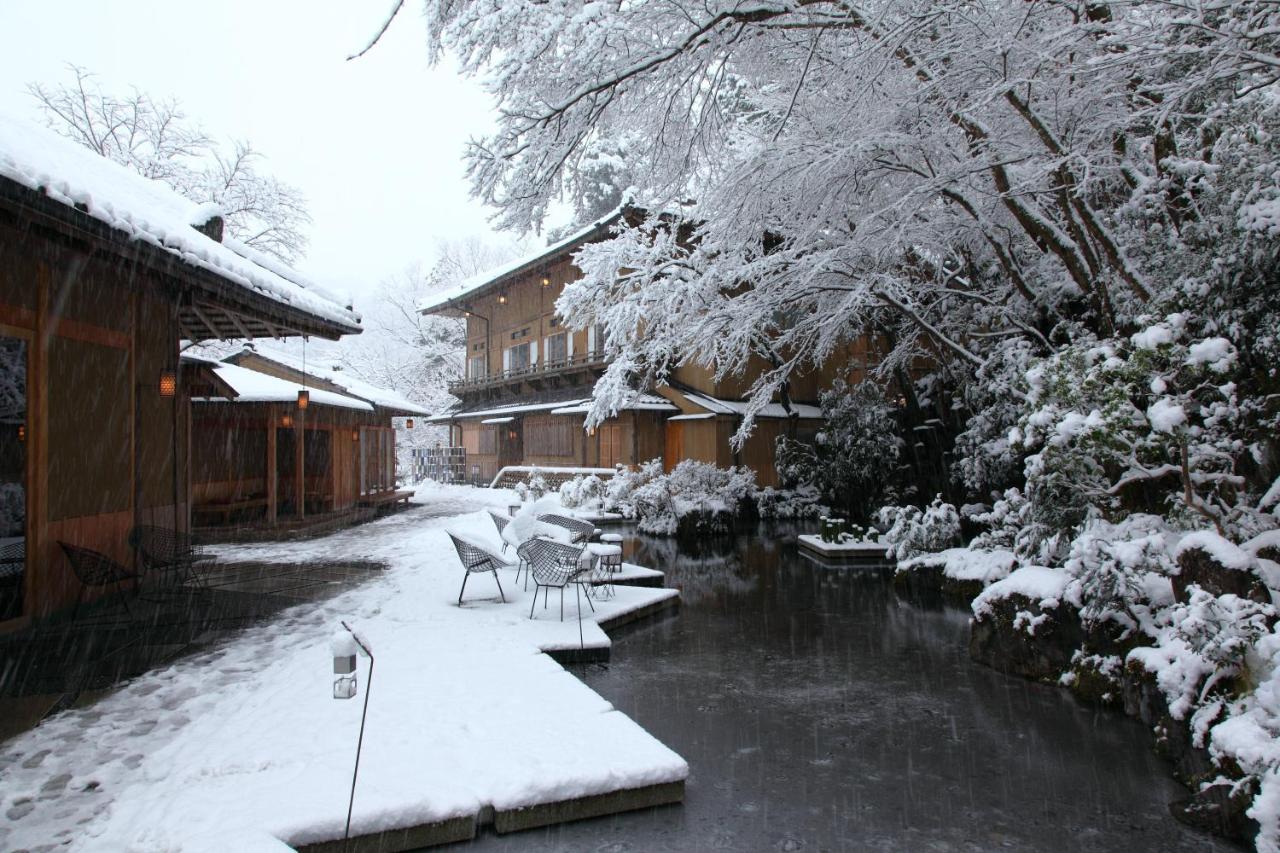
[[971, 565, 1074, 620], [0, 483, 685, 851]]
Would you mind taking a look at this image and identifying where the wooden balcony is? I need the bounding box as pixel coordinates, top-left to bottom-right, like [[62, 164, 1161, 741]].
[[448, 350, 608, 395]]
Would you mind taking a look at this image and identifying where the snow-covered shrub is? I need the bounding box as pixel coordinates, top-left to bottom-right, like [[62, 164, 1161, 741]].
[[626, 460, 757, 536], [953, 339, 1035, 496], [0, 482, 23, 537], [775, 380, 902, 522], [1173, 587, 1275, 684], [1063, 515, 1178, 640], [756, 484, 824, 520], [559, 473, 605, 510], [877, 496, 961, 560], [514, 470, 550, 502], [601, 459, 664, 518]]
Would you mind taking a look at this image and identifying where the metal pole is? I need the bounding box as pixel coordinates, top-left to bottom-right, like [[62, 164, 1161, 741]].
[[341, 620, 374, 851]]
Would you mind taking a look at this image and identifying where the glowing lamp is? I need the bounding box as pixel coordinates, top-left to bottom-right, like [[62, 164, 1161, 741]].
[[159, 369, 177, 398], [16, 425, 24, 443], [352, 430, 360, 442], [281, 413, 294, 428], [498, 293, 508, 305], [297, 389, 310, 410], [541, 277, 550, 288], [405, 418, 414, 429]]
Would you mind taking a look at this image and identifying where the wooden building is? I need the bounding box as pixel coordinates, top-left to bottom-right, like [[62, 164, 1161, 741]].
[[421, 208, 862, 487], [0, 113, 361, 626], [187, 350, 426, 530]]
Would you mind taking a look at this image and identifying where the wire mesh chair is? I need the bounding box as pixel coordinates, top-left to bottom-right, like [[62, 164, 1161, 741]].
[[58, 541, 140, 621], [488, 511, 512, 555], [448, 532, 507, 606], [537, 514, 599, 544], [518, 538, 596, 646], [129, 525, 208, 590]]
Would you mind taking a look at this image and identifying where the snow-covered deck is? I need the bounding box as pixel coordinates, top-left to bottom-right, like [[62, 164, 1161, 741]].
[[797, 533, 890, 558], [0, 484, 685, 851]]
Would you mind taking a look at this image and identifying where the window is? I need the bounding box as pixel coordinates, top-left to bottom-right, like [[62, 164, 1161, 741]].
[[468, 354, 487, 380], [546, 332, 567, 366], [589, 323, 607, 357], [526, 419, 574, 457], [507, 342, 530, 372]]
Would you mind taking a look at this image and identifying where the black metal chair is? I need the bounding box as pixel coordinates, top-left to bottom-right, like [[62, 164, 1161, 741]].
[[537, 513, 599, 544], [129, 525, 208, 590], [58, 541, 140, 621], [448, 532, 507, 606], [488, 511, 512, 555], [518, 538, 596, 646]]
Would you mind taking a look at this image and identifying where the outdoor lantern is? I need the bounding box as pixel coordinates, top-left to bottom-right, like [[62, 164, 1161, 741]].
[[541, 277, 550, 288], [332, 629, 359, 700], [405, 418, 414, 429], [498, 293, 508, 305], [352, 429, 359, 442], [281, 413, 294, 428], [158, 369, 177, 398], [297, 389, 310, 410], [16, 424, 24, 443]]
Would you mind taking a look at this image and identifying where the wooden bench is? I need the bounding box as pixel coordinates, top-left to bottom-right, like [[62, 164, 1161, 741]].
[[358, 490, 414, 509], [193, 496, 269, 525]]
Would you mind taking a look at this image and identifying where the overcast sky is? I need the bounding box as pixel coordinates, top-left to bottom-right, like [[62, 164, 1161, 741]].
[[0, 0, 504, 308]]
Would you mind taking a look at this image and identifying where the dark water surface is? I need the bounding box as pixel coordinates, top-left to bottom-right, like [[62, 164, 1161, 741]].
[[451, 524, 1232, 852]]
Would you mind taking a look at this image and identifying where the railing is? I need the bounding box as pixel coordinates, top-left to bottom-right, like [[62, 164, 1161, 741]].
[[449, 349, 608, 393]]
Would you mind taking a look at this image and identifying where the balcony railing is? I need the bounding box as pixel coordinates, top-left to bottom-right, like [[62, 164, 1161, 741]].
[[449, 349, 608, 393]]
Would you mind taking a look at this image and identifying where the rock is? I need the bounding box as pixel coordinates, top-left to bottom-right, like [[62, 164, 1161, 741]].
[[1173, 544, 1269, 604], [1169, 781, 1259, 846], [968, 593, 1083, 681]]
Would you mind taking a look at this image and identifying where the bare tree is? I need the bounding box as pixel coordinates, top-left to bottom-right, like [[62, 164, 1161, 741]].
[[30, 65, 311, 264]]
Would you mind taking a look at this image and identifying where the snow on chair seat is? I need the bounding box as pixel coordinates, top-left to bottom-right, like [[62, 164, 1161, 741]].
[[537, 513, 599, 544]]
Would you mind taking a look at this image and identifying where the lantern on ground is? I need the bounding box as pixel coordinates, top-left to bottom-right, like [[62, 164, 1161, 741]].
[[332, 629, 358, 699], [159, 369, 177, 398]]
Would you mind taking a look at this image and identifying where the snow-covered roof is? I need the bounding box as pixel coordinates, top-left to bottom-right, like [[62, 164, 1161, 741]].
[[680, 390, 823, 420], [481, 417, 515, 424], [192, 360, 373, 411], [418, 207, 625, 315], [550, 394, 678, 415], [434, 399, 591, 422], [229, 346, 429, 415], [0, 110, 360, 333]]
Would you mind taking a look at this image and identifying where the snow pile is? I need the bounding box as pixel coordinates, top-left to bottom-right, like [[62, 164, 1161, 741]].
[[0, 110, 358, 329], [0, 483, 685, 850], [899, 547, 1015, 585], [624, 460, 757, 536]]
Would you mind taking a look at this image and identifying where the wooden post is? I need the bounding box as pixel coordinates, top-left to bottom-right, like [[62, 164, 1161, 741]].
[[30, 263, 50, 618], [295, 411, 305, 519], [266, 409, 277, 526]]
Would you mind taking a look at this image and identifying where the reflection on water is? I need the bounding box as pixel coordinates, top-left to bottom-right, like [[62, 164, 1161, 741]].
[[456, 521, 1230, 852]]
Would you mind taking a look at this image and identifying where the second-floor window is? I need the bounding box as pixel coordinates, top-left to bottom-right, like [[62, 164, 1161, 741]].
[[507, 342, 531, 372], [545, 332, 567, 366], [468, 354, 487, 380]]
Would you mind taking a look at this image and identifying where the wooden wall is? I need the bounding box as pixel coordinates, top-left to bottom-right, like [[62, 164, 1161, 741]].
[[0, 214, 190, 623]]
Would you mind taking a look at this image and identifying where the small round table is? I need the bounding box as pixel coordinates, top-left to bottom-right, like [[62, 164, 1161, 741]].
[[587, 539, 623, 600]]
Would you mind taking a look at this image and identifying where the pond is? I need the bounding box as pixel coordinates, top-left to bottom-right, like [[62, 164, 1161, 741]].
[[455, 522, 1232, 852]]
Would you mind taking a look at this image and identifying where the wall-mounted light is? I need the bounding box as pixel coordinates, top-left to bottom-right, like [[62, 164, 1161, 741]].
[[297, 389, 310, 410], [405, 418, 414, 429], [352, 430, 360, 442], [541, 277, 550, 288], [159, 369, 177, 398], [498, 293, 508, 305], [17, 424, 25, 443], [281, 413, 294, 428]]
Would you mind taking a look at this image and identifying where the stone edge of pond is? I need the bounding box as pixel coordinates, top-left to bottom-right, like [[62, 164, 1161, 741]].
[[893, 555, 1262, 848]]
